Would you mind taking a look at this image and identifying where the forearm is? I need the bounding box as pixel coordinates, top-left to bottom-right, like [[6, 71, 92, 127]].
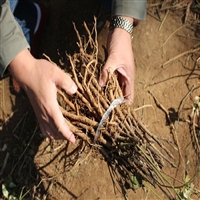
[[0, 0, 29, 77], [8, 49, 35, 89]]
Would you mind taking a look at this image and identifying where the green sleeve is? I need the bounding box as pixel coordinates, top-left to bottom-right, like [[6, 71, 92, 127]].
[[112, 0, 146, 20], [0, 0, 29, 77]]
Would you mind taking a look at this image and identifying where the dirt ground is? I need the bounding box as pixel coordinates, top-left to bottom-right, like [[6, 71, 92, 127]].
[[0, 0, 200, 199]]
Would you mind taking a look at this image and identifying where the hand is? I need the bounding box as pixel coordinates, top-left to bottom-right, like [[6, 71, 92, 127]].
[[8, 49, 77, 143], [99, 17, 135, 102]]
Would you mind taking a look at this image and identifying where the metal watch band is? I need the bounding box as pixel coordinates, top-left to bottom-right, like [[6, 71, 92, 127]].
[[109, 16, 133, 36]]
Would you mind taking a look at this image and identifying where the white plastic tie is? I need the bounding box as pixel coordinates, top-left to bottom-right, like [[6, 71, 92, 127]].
[[94, 97, 126, 142]]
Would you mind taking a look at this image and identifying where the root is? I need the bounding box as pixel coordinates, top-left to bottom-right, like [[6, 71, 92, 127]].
[[56, 17, 177, 196]]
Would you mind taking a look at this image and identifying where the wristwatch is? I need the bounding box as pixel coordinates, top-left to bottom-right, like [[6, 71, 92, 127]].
[[109, 16, 134, 37]]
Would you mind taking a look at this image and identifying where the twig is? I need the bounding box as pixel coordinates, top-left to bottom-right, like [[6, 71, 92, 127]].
[[148, 90, 183, 162], [0, 152, 9, 175], [134, 105, 154, 112], [60, 106, 97, 126], [158, 47, 200, 68], [57, 90, 76, 111], [159, 9, 169, 31], [177, 34, 200, 41], [192, 113, 200, 152], [70, 149, 92, 171], [177, 85, 195, 115], [160, 25, 185, 49], [184, 1, 193, 23], [43, 54, 57, 65]]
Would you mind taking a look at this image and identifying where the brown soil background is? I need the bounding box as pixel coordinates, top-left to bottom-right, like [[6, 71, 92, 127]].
[[0, 0, 200, 199]]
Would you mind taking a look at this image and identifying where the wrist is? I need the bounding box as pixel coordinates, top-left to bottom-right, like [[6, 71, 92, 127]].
[[121, 16, 134, 24], [109, 16, 134, 38], [107, 26, 133, 54], [8, 49, 35, 87], [121, 16, 139, 27]]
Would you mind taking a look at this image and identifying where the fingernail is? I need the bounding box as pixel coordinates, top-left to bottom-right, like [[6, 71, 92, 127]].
[[71, 83, 77, 94], [127, 95, 134, 105], [69, 133, 76, 144], [99, 79, 104, 87]]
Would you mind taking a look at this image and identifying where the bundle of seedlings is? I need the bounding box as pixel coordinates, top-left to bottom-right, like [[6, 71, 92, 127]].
[[57, 19, 176, 194]]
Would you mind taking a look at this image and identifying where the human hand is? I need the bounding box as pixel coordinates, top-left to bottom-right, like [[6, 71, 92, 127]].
[[99, 18, 135, 102], [8, 49, 77, 143]]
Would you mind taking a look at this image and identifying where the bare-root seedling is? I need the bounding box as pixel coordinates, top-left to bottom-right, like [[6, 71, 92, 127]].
[[57, 18, 178, 198]]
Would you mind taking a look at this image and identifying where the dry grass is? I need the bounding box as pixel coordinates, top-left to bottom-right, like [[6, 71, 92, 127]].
[[148, 0, 200, 25]]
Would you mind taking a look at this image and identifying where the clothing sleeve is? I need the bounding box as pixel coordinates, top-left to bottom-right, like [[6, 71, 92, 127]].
[[0, 0, 30, 77], [112, 0, 146, 20]]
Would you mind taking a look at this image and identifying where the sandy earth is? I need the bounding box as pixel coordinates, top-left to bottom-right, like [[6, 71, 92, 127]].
[[0, 0, 200, 199]]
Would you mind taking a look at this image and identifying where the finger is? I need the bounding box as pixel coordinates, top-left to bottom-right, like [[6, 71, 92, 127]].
[[39, 122, 67, 140], [99, 67, 108, 87], [99, 63, 115, 87], [55, 67, 77, 95], [116, 67, 134, 102], [12, 77, 21, 93], [52, 95, 76, 142], [52, 105, 76, 144], [58, 121, 76, 143], [124, 81, 134, 103], [34, 90, 76, 142]]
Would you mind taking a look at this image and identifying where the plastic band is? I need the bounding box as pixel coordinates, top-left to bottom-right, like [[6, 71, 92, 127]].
[[94, 97, 126, 143]]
